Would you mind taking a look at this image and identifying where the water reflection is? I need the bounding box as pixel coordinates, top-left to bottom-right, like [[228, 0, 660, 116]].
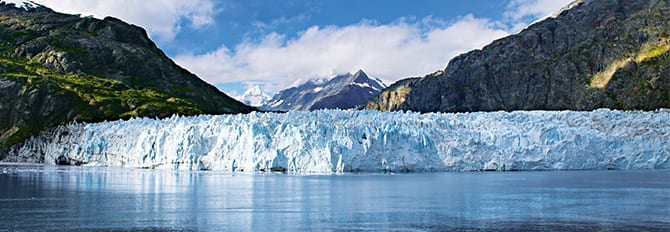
[[0, 164, 669, 231]]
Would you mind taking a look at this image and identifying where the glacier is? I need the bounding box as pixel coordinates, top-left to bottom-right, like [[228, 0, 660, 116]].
[[3, 109, 669, 173]]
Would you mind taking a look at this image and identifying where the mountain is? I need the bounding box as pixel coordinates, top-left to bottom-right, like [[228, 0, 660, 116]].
[[367, 0, 670, 112], [266, 70, 386, 111], [0, 3, 252, 152], [235, 85, 271, 107]]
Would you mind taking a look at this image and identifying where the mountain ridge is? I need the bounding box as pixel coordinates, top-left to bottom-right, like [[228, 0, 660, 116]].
[[367, 0, 670, 112], [266, 69, 386, 111], [0, 2, 252, 153]]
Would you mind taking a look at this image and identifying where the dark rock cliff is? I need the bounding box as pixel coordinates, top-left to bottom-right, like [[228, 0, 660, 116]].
[[367, 0, 670, 112], [0, 3, 252, 153]]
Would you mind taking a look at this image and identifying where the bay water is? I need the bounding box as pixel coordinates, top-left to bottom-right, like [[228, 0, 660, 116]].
[[1, 164, 668, 231]]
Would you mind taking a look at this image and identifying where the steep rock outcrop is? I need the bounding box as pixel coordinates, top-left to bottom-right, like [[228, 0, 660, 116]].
[[367, 0, 670, 112], [0, 3, 252, 152]]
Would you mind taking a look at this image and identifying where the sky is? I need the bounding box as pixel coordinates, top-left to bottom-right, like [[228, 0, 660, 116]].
[[5, 0, 573, 97]]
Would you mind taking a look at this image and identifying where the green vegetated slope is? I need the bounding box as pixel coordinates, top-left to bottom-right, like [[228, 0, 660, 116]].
[[0, 3, 253, 153], [367, 0, 670, 112]]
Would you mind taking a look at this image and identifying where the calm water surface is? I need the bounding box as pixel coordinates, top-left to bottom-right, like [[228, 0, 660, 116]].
[[0, 164, 668, 231]]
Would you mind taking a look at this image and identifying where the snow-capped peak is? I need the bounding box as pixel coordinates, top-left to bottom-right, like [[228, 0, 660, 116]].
[[264, 69, 387, 111], [245, 85, 265, 95], [550, 0, 591, 18], [235, 85, 271, 107], [3, 1, 41, 10], [520, 0, 591, 32]]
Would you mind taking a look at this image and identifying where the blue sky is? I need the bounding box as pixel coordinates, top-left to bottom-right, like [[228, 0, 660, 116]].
[[8, 0, 572, 97], [166, 0, 509, 54]]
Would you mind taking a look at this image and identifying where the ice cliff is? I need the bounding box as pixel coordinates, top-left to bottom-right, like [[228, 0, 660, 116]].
[[4, 109, 669, 173]]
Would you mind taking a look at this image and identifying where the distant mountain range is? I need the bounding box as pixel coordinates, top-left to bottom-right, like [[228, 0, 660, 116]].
[[367, 0, 670, 112], [266, 70, 386, 111], [235, 85, 271, 107]]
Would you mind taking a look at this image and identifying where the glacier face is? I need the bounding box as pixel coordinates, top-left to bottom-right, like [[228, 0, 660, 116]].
[[5, 109, 670, 173]]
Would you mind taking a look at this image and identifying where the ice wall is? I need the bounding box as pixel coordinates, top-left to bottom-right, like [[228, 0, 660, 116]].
[[5, 109, 670, 173]]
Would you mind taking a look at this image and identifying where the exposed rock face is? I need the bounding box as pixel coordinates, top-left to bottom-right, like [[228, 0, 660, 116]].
[[266, 70, 386, 111], [367, 0, 670, 112], [0, 3, 252, 152]]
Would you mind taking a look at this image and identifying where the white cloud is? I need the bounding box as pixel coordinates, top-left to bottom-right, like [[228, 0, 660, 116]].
[[503, 0, 575, 32], [505, 0, 574, 21], [4, 0, 216, 42], [2, 0, 573, 95], [176, 15, 509, 93]]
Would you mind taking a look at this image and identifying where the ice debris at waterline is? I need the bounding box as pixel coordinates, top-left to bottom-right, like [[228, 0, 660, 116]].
[[3, 109, 669, 173]]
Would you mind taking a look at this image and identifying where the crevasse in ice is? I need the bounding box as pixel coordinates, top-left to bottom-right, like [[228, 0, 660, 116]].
[[6, 109, 670, 173]]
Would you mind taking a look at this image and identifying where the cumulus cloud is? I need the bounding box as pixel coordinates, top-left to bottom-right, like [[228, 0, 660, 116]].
[[4, 0, 215, 42], [2, 0, 574, 94], [176, 15, 509, 93]]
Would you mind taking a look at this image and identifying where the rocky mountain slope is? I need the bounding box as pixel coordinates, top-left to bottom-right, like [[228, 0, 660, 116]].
[[266, 70, 386, 111], [235, 85, 271, 107], [0, 3, 252, 152], [367, 0, 670, 112]]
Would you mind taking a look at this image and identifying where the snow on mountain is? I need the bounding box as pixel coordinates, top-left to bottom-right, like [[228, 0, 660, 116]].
[[235, 85, 271, 107], [6, 109, 669, 173], [550, 0, 593, 18], [264, 70, 387, 111], [2, 1, 38, 10], [522, 0, 593, 33]]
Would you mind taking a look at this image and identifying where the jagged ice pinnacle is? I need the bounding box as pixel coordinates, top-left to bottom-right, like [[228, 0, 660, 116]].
[[6, 109, 669, 173]]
